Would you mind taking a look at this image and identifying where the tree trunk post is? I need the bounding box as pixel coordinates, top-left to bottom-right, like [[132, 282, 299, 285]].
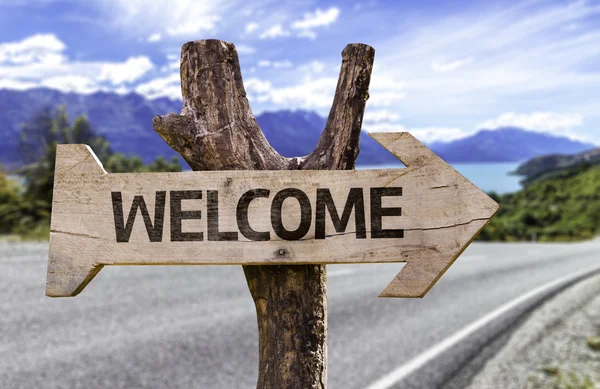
[[153, 39, 374, 389]]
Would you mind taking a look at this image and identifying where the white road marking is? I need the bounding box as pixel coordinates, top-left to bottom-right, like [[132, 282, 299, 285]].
[[363, 262, 600, 389]]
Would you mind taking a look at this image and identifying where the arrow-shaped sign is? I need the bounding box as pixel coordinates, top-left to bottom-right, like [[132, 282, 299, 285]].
[[46, 132, 498, 298]]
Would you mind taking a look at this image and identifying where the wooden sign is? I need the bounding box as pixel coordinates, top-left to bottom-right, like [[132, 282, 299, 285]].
[[46, 132, 498, 298]]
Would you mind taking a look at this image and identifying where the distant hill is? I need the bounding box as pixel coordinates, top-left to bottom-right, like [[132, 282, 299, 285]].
[[0, 88, 595, 169], [429, 127, 594, 163], [513, 147, 600, 186]]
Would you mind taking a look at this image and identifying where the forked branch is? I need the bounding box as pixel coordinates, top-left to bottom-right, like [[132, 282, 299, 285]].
[[152, 39, 374, 389]]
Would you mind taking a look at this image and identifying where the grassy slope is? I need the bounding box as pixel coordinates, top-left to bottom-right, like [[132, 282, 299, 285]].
[[479, 165, 600, 242]]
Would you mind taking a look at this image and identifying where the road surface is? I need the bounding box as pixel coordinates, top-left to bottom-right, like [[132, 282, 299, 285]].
[[1, 240, 599, 389]]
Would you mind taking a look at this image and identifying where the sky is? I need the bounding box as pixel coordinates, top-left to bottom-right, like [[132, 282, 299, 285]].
[[0, 0, 599, 144]]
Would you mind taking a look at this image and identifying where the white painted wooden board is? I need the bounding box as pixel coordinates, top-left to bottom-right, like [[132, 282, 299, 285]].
[[46, 132, 498, 298]]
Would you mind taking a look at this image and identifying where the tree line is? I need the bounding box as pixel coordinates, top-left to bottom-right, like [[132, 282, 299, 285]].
[[0, 106, 182, 239]]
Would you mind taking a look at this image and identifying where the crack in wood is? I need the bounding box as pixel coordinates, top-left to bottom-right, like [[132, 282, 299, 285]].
[[50, 230, 103, 240], [56, 152, 93, 178], [403, 217, 489, 231]]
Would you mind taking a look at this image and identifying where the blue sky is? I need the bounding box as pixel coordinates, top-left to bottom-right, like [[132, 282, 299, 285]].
[[0, 0, 599, 144]]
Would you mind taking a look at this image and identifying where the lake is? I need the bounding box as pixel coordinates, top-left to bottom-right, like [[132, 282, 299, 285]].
[[356, 162, 523, 194]]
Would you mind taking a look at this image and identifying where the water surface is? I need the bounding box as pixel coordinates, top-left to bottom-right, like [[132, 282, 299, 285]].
[[357, 162, 522, 194]]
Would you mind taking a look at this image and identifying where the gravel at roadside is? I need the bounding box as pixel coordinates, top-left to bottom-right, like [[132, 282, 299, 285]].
[[465, 273, 600, 389]]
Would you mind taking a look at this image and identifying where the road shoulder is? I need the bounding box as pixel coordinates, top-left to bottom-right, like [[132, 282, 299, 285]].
[[463, 273, 600, 389]]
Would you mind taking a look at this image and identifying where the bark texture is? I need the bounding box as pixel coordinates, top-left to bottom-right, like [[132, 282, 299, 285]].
[[152, 39, 374, 389]]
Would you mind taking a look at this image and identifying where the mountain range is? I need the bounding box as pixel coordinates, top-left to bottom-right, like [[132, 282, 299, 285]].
[[429, 127, 594, 163], [0, 88, 595, 169]]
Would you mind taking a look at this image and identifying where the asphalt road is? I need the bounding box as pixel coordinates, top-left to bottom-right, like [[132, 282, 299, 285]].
[[1, 240, 599, 389]]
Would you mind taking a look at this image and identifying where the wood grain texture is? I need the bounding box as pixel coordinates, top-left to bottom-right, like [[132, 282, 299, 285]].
[[47, 133, 498, 297], [152, 40, 291, 171]]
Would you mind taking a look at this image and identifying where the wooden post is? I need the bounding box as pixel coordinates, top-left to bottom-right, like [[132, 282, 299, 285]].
[[152, 39, 374, 389]]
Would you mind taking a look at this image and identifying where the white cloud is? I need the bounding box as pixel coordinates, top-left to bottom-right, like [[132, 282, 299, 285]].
[[367, 91, 406, 107], [431, 57, 473, 73], [245, 22, 259, 33], [235, 44, 256, 54], [94, 0, 230, 37], [362, 122, 468, 143], [290, 7, 340, 40], [273, 60, 292, 68], [363, 109, 401, 124], [160, 54, 180, 72], [147, 33, 162, 42], [258, 59, 293, 68], [135, 73, 181, 100], [259, 24, 290, 39], [477, 112, 583, 132], [291, 7, 340, 30], [113, 86, 131, 95], [0, 34, 155, 94], [245, 76, 337, 109], [368, 71, 406, 107], [41, 75, 98, 94], [245, 78, 273, 94], [297, 60, 325, 74], [409, 127, 469, 143], [0, 78, 39, 90], [0, 33, 65, 65], [99, 56, 154, 85], [167, 18, 219, 36], [362, 122, 407, 133]]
